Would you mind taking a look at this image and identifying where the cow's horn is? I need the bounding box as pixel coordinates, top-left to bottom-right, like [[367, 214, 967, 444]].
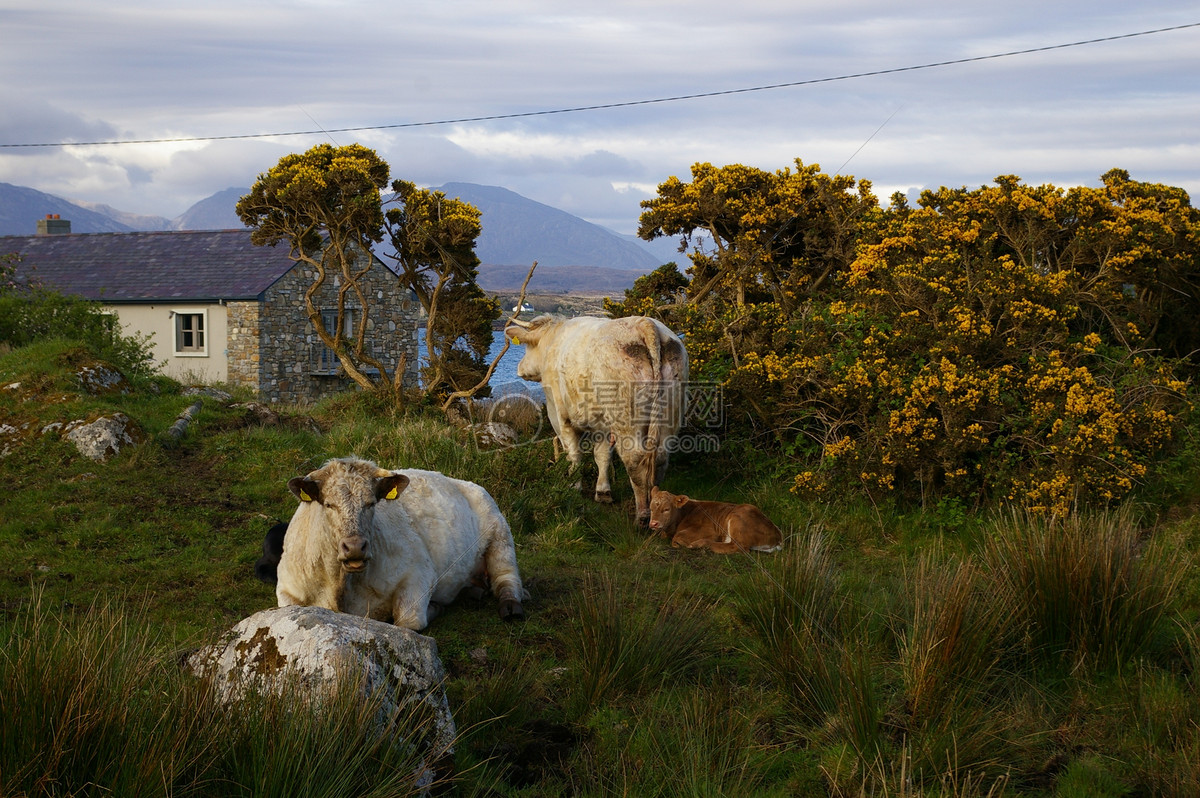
[[506, 316, 533, 329]]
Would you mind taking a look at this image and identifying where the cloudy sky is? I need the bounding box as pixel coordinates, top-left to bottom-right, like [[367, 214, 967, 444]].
[[2, 1, 1197, 235]]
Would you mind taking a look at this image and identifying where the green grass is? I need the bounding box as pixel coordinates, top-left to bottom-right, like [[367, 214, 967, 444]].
[[2, 337, 1200, 796]]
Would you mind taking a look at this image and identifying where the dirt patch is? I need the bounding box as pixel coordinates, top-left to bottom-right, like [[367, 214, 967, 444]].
[[94, 441, 250, 534], [489, 719, 582, 789]]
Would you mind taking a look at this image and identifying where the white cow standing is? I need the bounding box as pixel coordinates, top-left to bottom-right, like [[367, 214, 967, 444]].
[[504, 314, 689, 524], [275, 457, 525, 630]]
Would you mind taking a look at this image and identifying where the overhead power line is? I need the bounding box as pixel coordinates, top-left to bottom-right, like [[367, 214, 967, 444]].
[[2, 21, 1197, 149]]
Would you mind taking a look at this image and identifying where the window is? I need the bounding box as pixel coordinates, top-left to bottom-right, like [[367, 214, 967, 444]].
[[98, 311, 118, 345], [173, 310, 207, 356], [311, 308, 358, 375]]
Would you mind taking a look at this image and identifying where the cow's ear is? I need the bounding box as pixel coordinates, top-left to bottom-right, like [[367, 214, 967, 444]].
[[289, 476, 322, 504], [503, 325, 526, 345], [376, 473, 410, 501], [674, 494, 690, 507], [505, 323, 547, 347]]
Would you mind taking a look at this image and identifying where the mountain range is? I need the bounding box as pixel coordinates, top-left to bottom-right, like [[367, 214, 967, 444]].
[[0, 181, 682, 293]]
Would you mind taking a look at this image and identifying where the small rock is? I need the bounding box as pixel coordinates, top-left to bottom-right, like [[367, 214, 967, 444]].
[[231, 401, 280, 426], [0, 423, 19, 458], [469, 647, 489, 666], [65, 413, 144, 462], [184, 606, 456, 793], [470, 422, 518, 449], [182, 386, 232, 402], [76, 363, 131, 396]]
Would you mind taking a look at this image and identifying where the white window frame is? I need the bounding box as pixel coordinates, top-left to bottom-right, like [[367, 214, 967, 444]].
[[173, 309, 208, 357]]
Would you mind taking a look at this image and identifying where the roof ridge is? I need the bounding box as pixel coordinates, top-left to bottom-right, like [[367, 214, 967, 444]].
[[1, 227, 251, 240]]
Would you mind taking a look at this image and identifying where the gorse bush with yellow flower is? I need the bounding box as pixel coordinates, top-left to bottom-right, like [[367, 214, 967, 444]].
[[617, 162, 1197, 512]]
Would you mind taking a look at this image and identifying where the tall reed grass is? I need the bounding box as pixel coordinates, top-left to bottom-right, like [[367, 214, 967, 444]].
[[982, 506, 1183, 672], [900, 551, 1016, 719], [738, 531, 848, 723], [739, 508, 1189, 794], [0, 595, 449, 797], [822, 744, 1012, 798], [565, 571, 715, 711], [640, 686, 775, 796]]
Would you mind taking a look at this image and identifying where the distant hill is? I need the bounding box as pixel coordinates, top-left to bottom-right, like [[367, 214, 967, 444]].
[[0, 181, 679, 292], [0, 183, 139, 235], [0, 182, 230, 236], [476, 263, 642, 295], [434, 182, 660, 271], [174, 187, 248, 231], [619, 231, 689, 267], [70, 200, 173, 231]]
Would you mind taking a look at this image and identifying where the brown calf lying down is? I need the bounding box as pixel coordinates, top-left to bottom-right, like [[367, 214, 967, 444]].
[[648, 486, 783, 553]]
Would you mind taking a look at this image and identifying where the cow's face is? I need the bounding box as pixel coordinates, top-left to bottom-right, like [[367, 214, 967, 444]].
[[504, 323, 547, 382], [289, 463, 409, 573], [648, 486, 687, 538]]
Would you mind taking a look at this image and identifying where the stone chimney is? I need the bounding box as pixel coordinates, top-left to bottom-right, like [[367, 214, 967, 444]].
[[36, 214, 71, 235]]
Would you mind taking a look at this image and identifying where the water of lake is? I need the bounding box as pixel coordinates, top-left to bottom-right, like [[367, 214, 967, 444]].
[[418, 328, 543, 399]]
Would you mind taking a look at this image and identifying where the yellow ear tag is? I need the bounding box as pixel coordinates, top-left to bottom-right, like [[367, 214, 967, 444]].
[[512, 336, 519, 345], [299, 488, 313, 502], [384, 486, 399, 500]]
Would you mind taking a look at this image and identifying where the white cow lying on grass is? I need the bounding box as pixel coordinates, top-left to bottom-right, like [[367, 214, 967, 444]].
[[274, 457, 526, 630]]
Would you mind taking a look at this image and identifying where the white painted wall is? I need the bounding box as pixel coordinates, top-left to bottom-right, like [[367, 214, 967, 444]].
[[108, 303, 229, 384]]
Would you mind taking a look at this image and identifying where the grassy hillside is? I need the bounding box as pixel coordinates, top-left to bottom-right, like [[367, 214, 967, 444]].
[[2, 339, 1199, 796]]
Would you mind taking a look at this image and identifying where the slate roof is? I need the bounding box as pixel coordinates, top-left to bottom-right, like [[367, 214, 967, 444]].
[[0, 229, 298, 302]]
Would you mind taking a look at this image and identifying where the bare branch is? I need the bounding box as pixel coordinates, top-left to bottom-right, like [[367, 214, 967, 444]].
[[440, 261, 538, 413]]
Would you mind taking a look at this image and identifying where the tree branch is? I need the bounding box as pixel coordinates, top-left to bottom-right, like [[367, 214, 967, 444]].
[[440, 261, 539, 413]]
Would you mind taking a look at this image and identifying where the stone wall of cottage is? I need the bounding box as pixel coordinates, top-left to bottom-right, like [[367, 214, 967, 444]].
[[225, 300, 261, 393], [254, 263, 420, 405]]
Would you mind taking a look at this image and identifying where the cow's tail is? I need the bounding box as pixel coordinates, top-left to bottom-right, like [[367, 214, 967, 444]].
[[637, 318, 664, 492]]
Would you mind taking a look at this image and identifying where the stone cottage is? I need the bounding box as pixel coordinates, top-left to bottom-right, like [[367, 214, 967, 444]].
[[2, 220, 420, 404]]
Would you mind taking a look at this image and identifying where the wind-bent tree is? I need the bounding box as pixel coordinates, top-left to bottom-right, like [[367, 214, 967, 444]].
[[384, 180, 500, 398], [236, 144, 396, 392], [237, 144, 499, 401]]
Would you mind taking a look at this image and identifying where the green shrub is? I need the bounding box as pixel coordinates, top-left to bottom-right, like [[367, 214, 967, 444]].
[[0, 287, 156, 377]]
